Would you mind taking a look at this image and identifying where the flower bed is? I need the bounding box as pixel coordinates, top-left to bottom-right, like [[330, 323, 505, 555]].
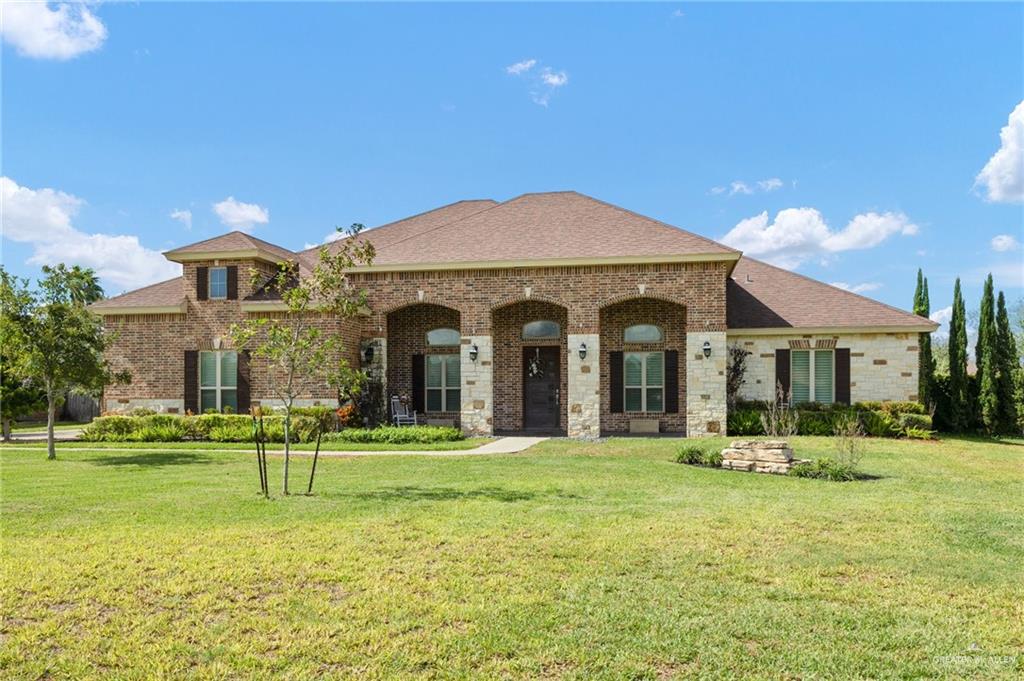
[[727, 401, 933, 438]]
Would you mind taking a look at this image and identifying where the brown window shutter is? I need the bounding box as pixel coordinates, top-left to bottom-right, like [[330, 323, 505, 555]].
[[411, 354, 425, 414], [775, 349, 790, 403], [835, 348, 851, 405], [237, 350, 251, 413], [196, 267, 208, 301], [609, 351, 624, 413], [184, 351, 199, 414], [664, 350, 679, 413], [226, 266, 238, 300]]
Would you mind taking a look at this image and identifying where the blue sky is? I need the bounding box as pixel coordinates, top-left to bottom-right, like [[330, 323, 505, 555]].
[[2, 2, 1022, 327]]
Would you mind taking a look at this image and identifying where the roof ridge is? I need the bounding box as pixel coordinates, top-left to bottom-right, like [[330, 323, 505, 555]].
[[736, 256, 931, 324], [566, 190, 741, 254], [165, 230, 294, 257], [298, 198, 497, 255]]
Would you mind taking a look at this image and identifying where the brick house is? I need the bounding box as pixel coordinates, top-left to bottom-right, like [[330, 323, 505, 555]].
[[91, 192, 938, 437]]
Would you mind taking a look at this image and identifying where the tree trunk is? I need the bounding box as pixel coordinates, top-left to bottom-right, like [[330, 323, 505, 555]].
[[1, 418, 11, 442], [46, 388, 57, 460], [283, 406, 291, 495]]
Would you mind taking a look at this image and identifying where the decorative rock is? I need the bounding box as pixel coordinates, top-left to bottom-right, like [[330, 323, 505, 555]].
[[720, 439, 796, 475]]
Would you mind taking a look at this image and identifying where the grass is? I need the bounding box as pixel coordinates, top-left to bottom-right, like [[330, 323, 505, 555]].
[[2, 435, 1021, 679], [0, 438, 490, 452]]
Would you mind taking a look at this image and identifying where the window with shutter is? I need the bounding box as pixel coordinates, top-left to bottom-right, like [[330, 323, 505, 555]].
[[425, 354, 460, 412], [790, 349, 834, 405], [624, 351, 664, 412], [199, 350, 238, 412]]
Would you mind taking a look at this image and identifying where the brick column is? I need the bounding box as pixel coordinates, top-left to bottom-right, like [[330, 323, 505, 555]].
[[567, 333, 600, 438], [686, 331, 727, 436], [460, 335, 493, 436]]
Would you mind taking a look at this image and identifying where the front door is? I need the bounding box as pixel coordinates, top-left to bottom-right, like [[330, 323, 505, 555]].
[[523, 346, 560, 431]]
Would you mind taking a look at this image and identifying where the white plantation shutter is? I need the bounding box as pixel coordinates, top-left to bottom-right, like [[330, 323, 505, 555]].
[[814, 351, 834, 404], [791, 350, 810, 404]]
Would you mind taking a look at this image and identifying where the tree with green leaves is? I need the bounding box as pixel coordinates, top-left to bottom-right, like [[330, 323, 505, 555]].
[[229, 224, 375, 495], [912, 269, 935, 408], [1, 266, 128, 459], [994, 292, 1020, 434], [0, 354, 46, 441], [41, 264, 104, 305], [975, 274, 998, 431], [947, 278, 970, 432]]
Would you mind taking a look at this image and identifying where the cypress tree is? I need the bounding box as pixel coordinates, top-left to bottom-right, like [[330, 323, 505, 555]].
[[994, 292, 1020, 434], [976, 275, 998, 432], [948, 279, 969, 432], [913, 270, 934, 408]]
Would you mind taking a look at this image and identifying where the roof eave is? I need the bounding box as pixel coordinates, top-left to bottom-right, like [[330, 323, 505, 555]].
[[727, 323, 940, 336], [348, 252, 741, 273], [164, 248, 292, 265], [90, 302, 187, 316]]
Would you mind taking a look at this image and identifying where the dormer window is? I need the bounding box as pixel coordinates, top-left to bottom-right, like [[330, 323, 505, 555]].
[[209, 267, 228, 299]]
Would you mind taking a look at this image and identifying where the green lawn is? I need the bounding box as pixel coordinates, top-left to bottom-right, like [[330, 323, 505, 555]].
[[2, 436, 1021, 679], [0, 438, 490, 452]]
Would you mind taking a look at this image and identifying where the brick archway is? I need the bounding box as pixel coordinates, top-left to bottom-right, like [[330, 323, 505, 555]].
[[386, 303, 462, 426]]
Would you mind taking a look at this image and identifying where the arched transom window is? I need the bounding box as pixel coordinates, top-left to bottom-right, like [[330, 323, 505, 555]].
[[426, 328, 460, 346], [624, 324, 664, 343], [522, 320, 560, 340]]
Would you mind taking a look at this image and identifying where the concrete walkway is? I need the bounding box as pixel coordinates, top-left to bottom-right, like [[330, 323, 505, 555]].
[[0, 436, 549, 458], [7, 428, 83, 442]]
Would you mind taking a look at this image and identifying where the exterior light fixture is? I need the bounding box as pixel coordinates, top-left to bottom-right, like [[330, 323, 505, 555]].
[[363, 345, 374, 363], [578, 342, 587, 360], [702, 340, 712, 358], [469, 344, 479, 362]]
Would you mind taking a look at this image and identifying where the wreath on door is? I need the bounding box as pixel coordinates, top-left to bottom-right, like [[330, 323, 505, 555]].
[[527, 348, 545, 378]]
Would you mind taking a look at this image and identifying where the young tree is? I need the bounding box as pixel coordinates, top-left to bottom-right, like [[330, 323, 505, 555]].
[[913, 269, 935, 408], [41, 264, 104, 305], [975, 274, 997, 430], [994, 292, 1021, 434], [947, 278, 970, 432], [0, 267, 128, 459], [229, 225, 375, 494]]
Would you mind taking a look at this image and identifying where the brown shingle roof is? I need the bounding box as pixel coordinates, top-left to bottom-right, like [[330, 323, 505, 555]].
[[360, 191, 737, 267], [90, 277, 185, 311], [164, 231, 295, 263], [727, 257, 938, 331]]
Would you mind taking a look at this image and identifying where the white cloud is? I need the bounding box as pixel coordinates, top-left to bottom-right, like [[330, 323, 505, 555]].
[[506, 59, 568, 107], [0, 177, 179, 290], [170, 209, 192, 230], [830, 281, 882, 294], [505, 59, 536, 75], [212, 196, 269, 231], [720, 207, 919, 269], [930, 305, 953, 339], [975, 100, 1024, 203], [991, 234, 1020, 252], [713, 177, 789, 197], [0, 1, 107, 60]]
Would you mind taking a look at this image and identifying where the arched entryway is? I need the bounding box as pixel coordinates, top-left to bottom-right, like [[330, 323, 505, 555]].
[[386, 303, 462, 427], [598, 297, 687, 434], [491, 299, 568, 434]]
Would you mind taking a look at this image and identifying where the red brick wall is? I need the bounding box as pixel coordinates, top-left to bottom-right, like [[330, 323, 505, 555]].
[[599, 298, 687, 433], [492, 300, 568, 432]]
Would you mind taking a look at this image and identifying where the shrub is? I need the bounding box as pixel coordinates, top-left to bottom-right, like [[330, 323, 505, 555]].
[[897, 413, 933, 432], [833, 412, 864, 470], [904, 427, 935, 440], [727, 408, 764, 436], [860, 410, 898, 438], [880, 401, 927, 416], [675, 445, 722, 467], [128, 422, 186, 442], [322, 425, 464, 444], [129, 407, 157, 417], [209, 424, 253, 442], [790, 457, 858, 482], [797, 411, 837, 436], [81, 416, 138, 442], [187, 414, 252, 439]]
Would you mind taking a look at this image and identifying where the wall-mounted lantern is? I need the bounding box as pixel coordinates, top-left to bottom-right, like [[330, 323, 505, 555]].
[[578, 342, 588, 360], [702, 340, 712, 358], [363, 344, 375, 363], [469, 344, 479, 362]]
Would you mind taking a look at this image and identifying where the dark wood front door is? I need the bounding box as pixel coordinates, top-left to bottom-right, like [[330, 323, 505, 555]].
[[523, 346, 560, 431]]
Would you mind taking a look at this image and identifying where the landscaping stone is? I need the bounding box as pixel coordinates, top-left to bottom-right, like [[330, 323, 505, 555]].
[[720, 439, 798, 474]]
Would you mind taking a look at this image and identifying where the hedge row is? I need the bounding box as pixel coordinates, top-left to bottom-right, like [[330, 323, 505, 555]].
[[727, 401, 932, 438], [81, 412, 329, 443], [321, 426, 464, 444]]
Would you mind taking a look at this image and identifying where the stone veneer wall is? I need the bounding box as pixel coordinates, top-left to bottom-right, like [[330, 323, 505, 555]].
[[460, 335, 493, 435], [598, 298, 687, 433], [729, 332, 921, 403], [686, 332, 727, 436], [567, 333, 600, 437]]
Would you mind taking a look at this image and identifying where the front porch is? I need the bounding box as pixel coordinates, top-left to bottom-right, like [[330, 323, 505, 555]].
[[361, 296, 727, 438]]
